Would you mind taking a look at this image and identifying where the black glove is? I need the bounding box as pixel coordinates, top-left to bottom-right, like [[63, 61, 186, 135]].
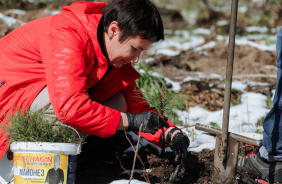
[[165, 127, 189, 183], [126, 111, 169, 134]]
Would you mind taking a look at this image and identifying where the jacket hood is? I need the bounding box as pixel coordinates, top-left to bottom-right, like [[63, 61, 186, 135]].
[[61, 2, 108, 70], [61, 1, 107, 32]]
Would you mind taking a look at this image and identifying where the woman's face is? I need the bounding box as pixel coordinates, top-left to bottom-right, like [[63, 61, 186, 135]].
[[104, 22, 153, 68]]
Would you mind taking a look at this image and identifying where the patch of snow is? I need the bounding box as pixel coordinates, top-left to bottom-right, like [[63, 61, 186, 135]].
[[174, 30, 190, 39], [235, 38, 276, 51], [0, 13, 24, 27], [235, 132, 263, 140], [193, 41, 216, 52], [265, 65, 277, 70], [50, 10, 61, 15], [183, 76, 200, 82], [150, 40, 182, 51], [164, 78, 181, 91], [245, 34, 276, 41], [192, 28, 211, 35], [7, 9, 26, 15], [246, 80, 269, 87], [28, 0, 53, 2], [231, 80, 248, 92], [181, 37, 205, 50], [189, 142, 216, 152], [152, 36, 205, 51], [246, 26, 268, 33], [216, 20, 229, 26], [271, 27, 280, 34], [110, 180, 148, 184], [238, 6, 248, 13], [209, 73, 223, 79], [216, 35, 225, 41], [155, 49, 180, 56], [44, 9, 61, 15], [172, 90, 269, 151], [251, 0, 264, 2], [143, 57, 154, 63]]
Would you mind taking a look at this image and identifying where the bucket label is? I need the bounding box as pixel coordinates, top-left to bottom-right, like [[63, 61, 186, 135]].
[[13, 153, 68, 184]]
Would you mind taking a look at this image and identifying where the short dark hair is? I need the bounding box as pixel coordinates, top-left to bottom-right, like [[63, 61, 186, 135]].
[[101, 0, 164, 42]]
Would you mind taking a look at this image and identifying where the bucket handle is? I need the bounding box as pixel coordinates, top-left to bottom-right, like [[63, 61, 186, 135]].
[[58, 124, 82, 154]]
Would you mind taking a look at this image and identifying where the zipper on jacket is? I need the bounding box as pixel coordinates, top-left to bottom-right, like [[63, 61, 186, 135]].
[[0, 81, 5, 87]]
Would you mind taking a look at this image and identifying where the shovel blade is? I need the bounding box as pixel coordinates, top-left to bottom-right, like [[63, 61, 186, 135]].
[[212, 136, 239, 184]]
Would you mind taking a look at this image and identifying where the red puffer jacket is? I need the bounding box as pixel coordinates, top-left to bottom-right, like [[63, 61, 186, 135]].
[[0, 1, 175, 159]]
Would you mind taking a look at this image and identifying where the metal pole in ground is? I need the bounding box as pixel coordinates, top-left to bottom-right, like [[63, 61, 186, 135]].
[[211, 0, 239, 183]]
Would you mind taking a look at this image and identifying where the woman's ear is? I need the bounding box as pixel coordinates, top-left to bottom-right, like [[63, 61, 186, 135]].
[[107, 21, 120, 40]]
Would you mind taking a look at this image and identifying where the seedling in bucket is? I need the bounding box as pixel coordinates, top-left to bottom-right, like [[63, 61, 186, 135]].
[[3, 108, 82, 184], [4, 108, 81, 144]]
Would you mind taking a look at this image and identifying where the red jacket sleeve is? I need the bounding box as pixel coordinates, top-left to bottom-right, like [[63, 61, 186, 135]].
[[121, 84, 176, 147], [41, 17, 120, 138]]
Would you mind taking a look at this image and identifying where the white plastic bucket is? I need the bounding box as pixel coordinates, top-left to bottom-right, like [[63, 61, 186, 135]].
[[10, 142, 81, 184]]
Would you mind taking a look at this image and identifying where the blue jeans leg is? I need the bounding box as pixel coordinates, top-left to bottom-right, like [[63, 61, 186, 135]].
[[260, 27, 282, 162]]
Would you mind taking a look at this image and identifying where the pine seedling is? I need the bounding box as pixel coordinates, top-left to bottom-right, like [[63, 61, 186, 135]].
[[136, 63, 186, 124], [2, 108, 80, 144], [134, 63, 189, 181]]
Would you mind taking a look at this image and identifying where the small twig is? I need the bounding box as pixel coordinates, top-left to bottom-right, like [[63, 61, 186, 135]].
[[180, 124, 196, 129], [124, 131, 150, 182], [116, 152, 133, 178], [129, 124, 142, 184], [124, 130, 137, 152]]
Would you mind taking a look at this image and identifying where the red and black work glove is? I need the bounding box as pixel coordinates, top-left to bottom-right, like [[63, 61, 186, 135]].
[[125, 111, 169, 134], [165, 127, 190, 183]]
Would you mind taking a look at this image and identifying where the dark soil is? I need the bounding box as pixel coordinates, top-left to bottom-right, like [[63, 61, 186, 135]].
[[76, 133, 260, 184]]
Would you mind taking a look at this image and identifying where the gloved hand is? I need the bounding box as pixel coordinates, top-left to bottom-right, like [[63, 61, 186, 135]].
[[126, 111, 169, 134], [165, 127, 189, 183]]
